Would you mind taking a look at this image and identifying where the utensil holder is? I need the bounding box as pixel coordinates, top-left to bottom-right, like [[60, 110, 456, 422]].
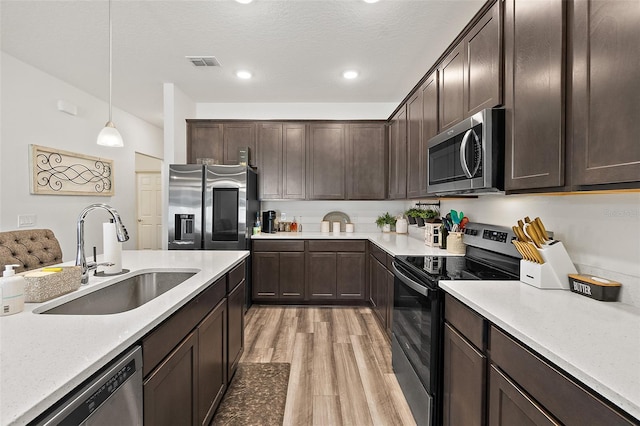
[[520, 241, 577, 289]]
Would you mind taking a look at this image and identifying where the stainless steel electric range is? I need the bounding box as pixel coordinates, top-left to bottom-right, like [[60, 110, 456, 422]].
[[391, 222, 521, 426]]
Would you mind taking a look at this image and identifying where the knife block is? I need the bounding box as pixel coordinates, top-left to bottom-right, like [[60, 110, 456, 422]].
[[520, 241, 577, 290]]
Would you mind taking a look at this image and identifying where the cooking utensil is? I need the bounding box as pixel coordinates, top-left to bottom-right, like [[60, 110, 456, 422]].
[[534, 217, 551, 241], [524, 223, 544, 248], [512, 225, 527, 242]]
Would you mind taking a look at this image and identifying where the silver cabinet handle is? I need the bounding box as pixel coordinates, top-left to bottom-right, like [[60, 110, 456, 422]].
[[459, 129, 480, 178]]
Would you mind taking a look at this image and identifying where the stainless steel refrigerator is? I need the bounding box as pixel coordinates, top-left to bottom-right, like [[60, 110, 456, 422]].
[[168, 164, 258, 307]]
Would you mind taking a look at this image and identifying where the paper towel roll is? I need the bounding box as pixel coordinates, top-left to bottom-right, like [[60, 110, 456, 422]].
[[321, 221, 330, 233], [103, 222, 122, 274]]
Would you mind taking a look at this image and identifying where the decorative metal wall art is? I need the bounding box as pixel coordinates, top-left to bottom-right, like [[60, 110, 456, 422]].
[[29, 145, 115, 196]]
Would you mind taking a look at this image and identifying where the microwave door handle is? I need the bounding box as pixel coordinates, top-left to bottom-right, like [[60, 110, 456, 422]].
[[392, 262, 431, 297], [459, 129, 474, 178]]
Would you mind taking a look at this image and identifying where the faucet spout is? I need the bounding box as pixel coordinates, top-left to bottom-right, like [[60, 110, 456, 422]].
[[76, 204, 129, 284]]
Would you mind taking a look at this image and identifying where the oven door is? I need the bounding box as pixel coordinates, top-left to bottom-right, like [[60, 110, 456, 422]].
[[391, 261, 442, 426]]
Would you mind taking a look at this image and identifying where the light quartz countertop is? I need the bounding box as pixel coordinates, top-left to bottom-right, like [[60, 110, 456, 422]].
[[0, 250, 249, 426], [252, 231, 461, 257], [440, 280, 640, 420]]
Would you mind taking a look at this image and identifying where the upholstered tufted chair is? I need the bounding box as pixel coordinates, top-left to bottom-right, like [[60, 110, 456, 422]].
[[0, 229, 63, 273]]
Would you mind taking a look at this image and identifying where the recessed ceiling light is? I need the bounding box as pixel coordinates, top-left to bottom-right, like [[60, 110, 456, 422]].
[[343, 70, 359, 80], [235, 0, 253, 3], [236, 70, 253, 79], [363, 0, 380, 3]]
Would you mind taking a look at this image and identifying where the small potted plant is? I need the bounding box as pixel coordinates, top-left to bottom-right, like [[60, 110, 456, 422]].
[[375, 212, 397, 233], [423, 209, 440, 223], [404, 208, 421, 225]]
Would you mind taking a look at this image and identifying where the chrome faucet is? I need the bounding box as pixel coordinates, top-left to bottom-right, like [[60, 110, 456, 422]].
[[76, 204, 129, 284]]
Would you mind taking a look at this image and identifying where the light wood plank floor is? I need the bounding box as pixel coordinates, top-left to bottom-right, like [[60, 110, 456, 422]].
[[240, 305, 416, 426]]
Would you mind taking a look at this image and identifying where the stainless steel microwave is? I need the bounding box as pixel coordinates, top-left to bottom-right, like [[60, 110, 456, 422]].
[[427, 108, 504, 195]]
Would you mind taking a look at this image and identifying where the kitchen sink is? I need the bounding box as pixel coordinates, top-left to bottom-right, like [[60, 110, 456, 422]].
[[39, 271, 196, 315]]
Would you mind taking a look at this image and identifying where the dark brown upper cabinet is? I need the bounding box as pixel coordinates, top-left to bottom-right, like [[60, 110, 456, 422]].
[[439, 0, 502, 131], [187, 121, 223, 165], [571, 0, 640, 188], [504, 0, 565, 191], [307, 123, 346, 199], [186, 121, 255, 167], [346, 122, 387, 200], [389, 106, 407, 199], [257, 123, 306, 200], [223, 122, 256, 167], [407, 72, 438, 199]]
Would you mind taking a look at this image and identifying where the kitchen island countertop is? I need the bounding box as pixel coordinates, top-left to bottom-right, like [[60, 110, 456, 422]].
[[440, 279, 640, 421], [0, 250, 249, 426]]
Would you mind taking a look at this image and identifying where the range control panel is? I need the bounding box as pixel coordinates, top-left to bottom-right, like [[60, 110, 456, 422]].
[[462, 222, 520, 258]]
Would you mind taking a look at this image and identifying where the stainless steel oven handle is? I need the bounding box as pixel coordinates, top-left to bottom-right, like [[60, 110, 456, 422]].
[[392, 262, 431, 296], [459, 129, 478, 178]]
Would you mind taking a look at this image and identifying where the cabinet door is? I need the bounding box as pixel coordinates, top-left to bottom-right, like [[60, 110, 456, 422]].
[[389, 107, 407, 199], [283, 124, 306, 199], [336, 252, 366, 299], [187, 121, 223, 164], [307, 123, 346, 199], [144, 331, 198, 426], [421, 72, 439, 196], [439, 43, 465, 131], [504, 0, 565, 190], [198, 299, 227, 426], [488, 365, 559, 426], [406, 91, 423, 198], [306, 252, 337, 299], [257, 123, 283, 200], [227, 281, 245, 380], [346, 123, 387, 200], [464, 0, 502, 116], [369, 254, 378, 308], [279, 252, 305, 300], [385, 268, 394, 338], [572, 0, 640, 186], [223, 122, 257, 166], [252, 252, 279, 299], [369, 256, 386, 329], [442, 323, 486, 426]]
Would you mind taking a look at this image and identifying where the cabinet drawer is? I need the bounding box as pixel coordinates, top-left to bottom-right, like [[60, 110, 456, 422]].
[[252, 240, 304, 252], [445, 294, 486, 350], [369, 242, 387, 263], [489, 326, 636, 425], [308, 240, 366, 252], [143, 276, 226, 377], [227, 260, 245, 292]]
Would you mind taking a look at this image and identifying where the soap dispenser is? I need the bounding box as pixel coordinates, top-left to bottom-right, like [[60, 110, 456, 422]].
[[1, 264, 25, 316]]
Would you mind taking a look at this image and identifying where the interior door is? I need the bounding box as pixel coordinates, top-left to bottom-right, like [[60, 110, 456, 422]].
[[137, 172, 163, 250]]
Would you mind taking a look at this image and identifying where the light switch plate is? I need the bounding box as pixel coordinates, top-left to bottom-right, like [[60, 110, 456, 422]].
[[18, 214, 37, 228]]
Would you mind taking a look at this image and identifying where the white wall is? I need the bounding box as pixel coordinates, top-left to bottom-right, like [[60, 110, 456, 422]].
[[196, 102, 397, 120], [162, 83, 196, 249], [0, 52, 163, 262], [261, 200, 407, 233], [409, 193, 640, 306]]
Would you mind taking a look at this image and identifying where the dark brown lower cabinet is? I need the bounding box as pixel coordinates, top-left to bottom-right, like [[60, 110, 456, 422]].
[[198, 300, 227, 426], [306, 252, 338, 300], [488, 365, 559, 426], [337, 252, 366, 299], [144, 332, 199, 426], [252, 241, 305, 301], [444, 295, 638, 426], [442, 323, 486, 426], [227, 280, 245, 380], [368, 250, 391, 336]]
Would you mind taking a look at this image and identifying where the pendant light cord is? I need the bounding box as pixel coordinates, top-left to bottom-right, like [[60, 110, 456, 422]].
[[108, 0, 113, 122]]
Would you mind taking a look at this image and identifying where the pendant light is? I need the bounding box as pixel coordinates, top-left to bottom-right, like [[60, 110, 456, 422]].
[[97, 0, 123, 147]]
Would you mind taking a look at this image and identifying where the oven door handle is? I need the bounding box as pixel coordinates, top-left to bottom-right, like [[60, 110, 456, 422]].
[[392, 262, 434, 297]]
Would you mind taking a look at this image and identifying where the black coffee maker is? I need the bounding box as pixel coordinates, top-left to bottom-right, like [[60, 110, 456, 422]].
[[262, 210, 277, 233]]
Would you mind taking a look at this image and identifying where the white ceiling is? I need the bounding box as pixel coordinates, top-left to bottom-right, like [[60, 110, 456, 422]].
[[1, 0, 485, 127]]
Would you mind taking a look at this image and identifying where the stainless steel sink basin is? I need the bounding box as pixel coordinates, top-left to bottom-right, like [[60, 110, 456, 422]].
[[40, 271, 196, 315]]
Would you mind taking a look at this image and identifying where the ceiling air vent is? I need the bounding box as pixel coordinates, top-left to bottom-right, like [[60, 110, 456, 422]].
[[186, 56, 221, 67]]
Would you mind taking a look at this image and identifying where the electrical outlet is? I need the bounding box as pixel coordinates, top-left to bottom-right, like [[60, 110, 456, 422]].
[[18, 214, 37, 228]]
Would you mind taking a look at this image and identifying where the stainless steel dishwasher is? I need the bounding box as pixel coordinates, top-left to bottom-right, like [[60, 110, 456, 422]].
[[34, 346, 143, 425]]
